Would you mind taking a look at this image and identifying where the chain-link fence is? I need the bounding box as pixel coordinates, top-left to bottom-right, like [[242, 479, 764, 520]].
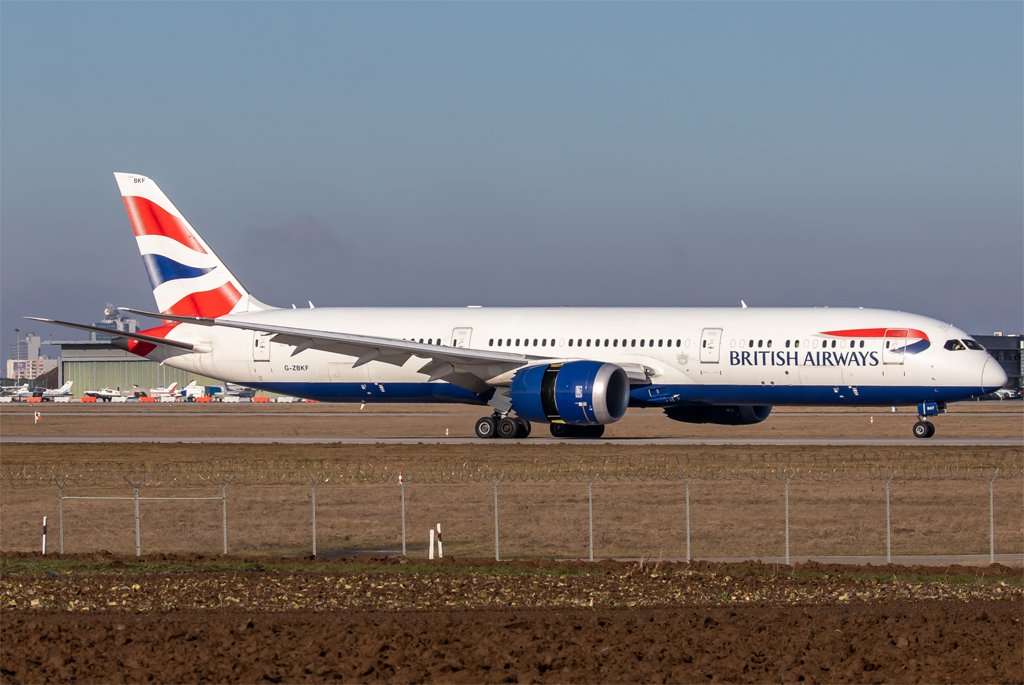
[[3, 453, 1021, 561]]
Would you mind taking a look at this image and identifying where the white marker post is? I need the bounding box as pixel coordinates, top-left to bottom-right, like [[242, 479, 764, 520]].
[[42, 516, 47, 555], [429, 528, 436, 560], [436, 523, 443, 558], [34, 411, 41, 425]]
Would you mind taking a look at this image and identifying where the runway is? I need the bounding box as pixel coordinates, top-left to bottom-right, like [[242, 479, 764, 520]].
[[3, 435, 1020, 446]]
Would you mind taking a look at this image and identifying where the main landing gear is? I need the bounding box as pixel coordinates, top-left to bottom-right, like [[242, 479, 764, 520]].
[[475, 414, 531, 439], [473, 415, 606, 439], [912, 401, 945, 439], [548, 424, 605, 439]]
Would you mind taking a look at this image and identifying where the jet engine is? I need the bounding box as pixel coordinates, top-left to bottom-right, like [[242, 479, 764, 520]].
[[663, 404, 772, 425], [510, 361, 630, 425]]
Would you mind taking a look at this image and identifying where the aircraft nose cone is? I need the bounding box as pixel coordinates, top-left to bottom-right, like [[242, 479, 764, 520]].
[[981, 358, 1008, 392]]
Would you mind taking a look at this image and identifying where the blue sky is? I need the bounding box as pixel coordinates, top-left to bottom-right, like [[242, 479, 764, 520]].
[[2, 1, 1021, 360]]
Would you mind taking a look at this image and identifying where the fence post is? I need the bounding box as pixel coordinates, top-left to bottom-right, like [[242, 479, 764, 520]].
[[988, 468, 1000, 564], [884, 474, 893, 564], [587, 476, 598, 562], [53, 475, 68, 555], [220, 478, 232, 556], [783, 474, 792, 565], [124, 475, 149, 557], [398, 471, 406, 556], [306, 475, 325, 558], [493, 472, 504, 562], [684, 478, 693, 563]]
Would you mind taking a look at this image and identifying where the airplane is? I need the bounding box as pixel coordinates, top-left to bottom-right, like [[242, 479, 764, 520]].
[[179, 380, 218, 401], [1, 383, 29, 397], [223, 382, 257, 399], [84, 387, 127, 402], [13, 383, 71, 400], [139, 381, 179, 398], [28, 173, 1008, 439], [40, 381, 74, 400]]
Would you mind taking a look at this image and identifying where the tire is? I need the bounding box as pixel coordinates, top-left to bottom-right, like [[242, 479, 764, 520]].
[[912, 421, 932, 439], [515, 419, 532, 439], [550, 424, 605, 439], [925, 422, 936, 438], [475, 416, 497, 439], [549, 423, 569, 438], [497, 417, 520, 439]]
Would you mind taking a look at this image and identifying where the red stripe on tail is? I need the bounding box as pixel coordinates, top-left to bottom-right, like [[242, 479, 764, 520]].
[[127, 323, 179, 358], [123, 196, 207, 253], [164, 282, 242, 319]]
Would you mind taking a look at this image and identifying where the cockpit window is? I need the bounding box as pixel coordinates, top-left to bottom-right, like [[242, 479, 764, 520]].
[[962, 339, 984, 351], [944, 339, 966, 351]]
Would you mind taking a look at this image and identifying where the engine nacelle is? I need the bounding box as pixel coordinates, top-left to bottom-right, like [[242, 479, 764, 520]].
[[510, 361, 630, 426], [663, 404, 772, 425]]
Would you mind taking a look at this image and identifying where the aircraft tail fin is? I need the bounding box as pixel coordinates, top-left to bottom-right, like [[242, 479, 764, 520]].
[[113, 173, 271, 318]]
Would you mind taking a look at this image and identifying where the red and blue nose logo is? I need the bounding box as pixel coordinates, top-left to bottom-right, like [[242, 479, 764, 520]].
[[821, 328, 931, 355]]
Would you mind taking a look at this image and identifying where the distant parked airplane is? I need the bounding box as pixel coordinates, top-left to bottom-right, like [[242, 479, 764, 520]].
[[138, 381, 178, 398], [30, 173, 1008, 438], [1, 383, 29, 397], [40, 381, 74, 400], [84, 387, 126, 402]]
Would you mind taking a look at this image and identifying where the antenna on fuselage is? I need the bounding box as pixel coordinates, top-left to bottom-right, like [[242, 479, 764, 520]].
[[740, 300, 748, 309]]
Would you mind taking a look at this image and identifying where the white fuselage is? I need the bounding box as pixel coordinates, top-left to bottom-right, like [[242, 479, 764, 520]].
[[151, 306, 1000, 407]]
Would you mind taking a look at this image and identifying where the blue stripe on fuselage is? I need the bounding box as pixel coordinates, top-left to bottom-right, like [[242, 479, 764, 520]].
[[241, 381, 985, 407]]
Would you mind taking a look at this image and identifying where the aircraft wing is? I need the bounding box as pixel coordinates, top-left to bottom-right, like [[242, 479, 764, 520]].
[[24, 317, 204, 353], [117, 307, 534, 393]]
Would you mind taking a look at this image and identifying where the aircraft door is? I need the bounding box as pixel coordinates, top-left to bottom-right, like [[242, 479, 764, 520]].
[[451, 327, 473, 349], [699, 328, 723, 363], [253, 332, 272, 362], [883, 329, 909, 365]]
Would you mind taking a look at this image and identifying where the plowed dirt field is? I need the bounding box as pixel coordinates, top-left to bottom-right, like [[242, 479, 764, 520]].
[[1, 555, 1021, 684]]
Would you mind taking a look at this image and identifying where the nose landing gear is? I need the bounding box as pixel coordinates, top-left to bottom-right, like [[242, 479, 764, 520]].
[[912, 420, 935, 439], [912, 401, 945, 439]]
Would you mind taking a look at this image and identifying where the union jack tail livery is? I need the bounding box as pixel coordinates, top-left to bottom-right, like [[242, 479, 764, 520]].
[[114, 173, 265, 318]]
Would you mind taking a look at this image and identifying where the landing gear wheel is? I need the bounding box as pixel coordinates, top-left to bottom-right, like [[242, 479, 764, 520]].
[[549, 424, 606, 439], [475, 416, 497, 439], [515, 418, 532, 438], [497, 417, 520, 439], [912, 420, 935, 439]]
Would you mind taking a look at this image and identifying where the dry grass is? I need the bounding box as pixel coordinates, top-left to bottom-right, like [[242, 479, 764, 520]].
[[1, 403, 1021, 559]]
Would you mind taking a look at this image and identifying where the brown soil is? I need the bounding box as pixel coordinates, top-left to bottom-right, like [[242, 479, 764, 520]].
[[1, 555, 1021, 684]]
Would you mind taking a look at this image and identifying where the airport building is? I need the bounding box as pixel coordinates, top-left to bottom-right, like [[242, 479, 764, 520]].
[[5, 332, 58, 382], [974, 333, 1024, 394]]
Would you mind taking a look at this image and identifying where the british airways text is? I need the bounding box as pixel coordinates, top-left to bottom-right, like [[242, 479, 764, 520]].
[[729, 350, 879, 367]]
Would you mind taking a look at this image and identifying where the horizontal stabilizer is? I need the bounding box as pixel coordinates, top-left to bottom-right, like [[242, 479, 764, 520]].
[[24, 317, 203, 353]]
